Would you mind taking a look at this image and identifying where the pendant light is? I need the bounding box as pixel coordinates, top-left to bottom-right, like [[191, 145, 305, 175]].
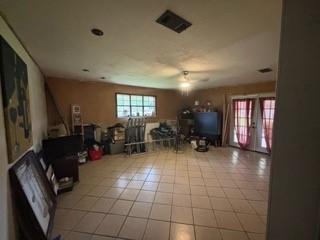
[[180, 71, 191, 96]]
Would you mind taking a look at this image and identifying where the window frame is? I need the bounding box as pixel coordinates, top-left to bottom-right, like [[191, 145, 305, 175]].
[[115, 92, 157, 118]]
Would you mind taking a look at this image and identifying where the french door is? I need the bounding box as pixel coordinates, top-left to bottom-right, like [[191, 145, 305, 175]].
[[229, 94, 276, 154]]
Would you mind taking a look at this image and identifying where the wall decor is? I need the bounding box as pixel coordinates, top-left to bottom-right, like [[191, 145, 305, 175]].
[[0, 35, 32, 163], [10, 150, 56, 239]]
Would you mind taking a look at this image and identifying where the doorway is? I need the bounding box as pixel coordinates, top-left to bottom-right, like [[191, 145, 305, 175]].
[[229, 93, 276, 154]]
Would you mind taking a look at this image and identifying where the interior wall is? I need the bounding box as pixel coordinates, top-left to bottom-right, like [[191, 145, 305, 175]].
[[188, 81, 276, 111], [46, 78, 276, 131], [0, 16, 48, 240], [267, 0, 320, 239], [46, 77, 185, 128]]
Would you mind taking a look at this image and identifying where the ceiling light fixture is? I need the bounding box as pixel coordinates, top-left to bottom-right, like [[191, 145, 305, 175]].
[[180, 71, 191, 96], [91, 28, 104, 36], [180, 82, 191, 88]]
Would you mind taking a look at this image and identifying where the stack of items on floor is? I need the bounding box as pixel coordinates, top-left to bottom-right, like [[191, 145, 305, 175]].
[[190, 136, 210, 152], [83, 124, 103, 161], [101, 123, 126, 155], [150, 121, 176, 147]]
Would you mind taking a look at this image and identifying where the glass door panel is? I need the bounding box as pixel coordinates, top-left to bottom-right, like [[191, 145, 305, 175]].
[[230, 94, 275, 153], [255, 97, 276, 153], [230, 97, 257, 151]]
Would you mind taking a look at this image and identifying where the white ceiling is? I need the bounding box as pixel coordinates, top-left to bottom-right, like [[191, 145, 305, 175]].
[[0, 0, 282, 89]]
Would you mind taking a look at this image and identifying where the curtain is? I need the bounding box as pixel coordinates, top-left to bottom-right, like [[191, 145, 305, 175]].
[[222, 102, 231, 147], [233, 98, 255, 149], [259, 97, 276, 154]]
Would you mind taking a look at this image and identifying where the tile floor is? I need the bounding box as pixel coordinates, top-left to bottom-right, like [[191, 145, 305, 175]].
[[53, 147, 270, 240]]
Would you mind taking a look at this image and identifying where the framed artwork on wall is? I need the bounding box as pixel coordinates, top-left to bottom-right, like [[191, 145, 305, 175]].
[[0, 35, 32, 163], [10, 150, 56, 239]]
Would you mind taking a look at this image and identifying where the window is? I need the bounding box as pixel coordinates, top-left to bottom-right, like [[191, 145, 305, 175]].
[[116, 93, 156, 118]]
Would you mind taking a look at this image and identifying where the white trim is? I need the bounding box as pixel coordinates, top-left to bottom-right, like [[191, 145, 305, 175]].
[[231, 94, 258, 100], [231, 92, 275, 100]]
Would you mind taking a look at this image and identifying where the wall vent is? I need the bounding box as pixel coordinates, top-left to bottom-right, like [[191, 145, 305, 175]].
[[156, 10, 192, 33], [258, 68, 273, 73]]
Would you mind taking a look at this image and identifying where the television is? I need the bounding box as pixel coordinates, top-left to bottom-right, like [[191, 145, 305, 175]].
[[194, 112, 221, 142]]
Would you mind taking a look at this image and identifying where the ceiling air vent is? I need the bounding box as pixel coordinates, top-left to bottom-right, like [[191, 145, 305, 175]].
[[258, 68, 273, 73], [156, 10, 192, 33]]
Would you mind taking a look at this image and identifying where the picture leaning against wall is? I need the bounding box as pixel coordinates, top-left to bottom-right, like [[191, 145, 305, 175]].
[[0, 35, 32, 163]]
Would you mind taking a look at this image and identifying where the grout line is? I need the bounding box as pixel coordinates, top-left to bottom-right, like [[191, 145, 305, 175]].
[[56, 148, 268, 239]]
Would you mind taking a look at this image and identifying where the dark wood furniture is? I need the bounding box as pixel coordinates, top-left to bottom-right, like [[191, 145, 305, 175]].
[[52, 155, 79, 182], [42, 135, 82, 182]]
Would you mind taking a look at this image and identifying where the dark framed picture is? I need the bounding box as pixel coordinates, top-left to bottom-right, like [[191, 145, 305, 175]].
[[0, 35, 32, 163], [10, 150, 56, 240]]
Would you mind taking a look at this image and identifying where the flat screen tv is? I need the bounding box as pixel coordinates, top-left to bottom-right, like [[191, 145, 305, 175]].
[[194, 112, 221, 138]]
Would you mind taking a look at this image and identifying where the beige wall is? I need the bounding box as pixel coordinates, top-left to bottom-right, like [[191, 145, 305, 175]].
[[46, 77, 185, 128], [188, 81, 276, 111], [0, 16, 48, 240], [46, 78, 276, 130]]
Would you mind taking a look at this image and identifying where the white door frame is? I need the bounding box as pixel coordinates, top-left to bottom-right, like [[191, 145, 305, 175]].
[[229, 92, 275, 153], [229, 94, 258, 151]]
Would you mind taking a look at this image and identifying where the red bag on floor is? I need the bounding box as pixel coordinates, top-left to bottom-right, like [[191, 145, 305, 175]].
[[89, 145, 102, 161]]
